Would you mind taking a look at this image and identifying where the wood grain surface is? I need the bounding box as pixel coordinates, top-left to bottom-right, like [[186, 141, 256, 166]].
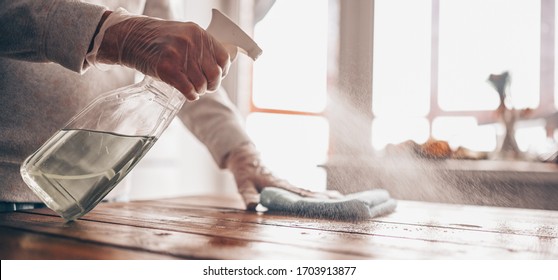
[[1, 195, 556, 259]]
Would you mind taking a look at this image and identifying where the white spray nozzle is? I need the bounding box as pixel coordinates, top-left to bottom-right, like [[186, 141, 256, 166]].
[[206, 9, 262, 61]]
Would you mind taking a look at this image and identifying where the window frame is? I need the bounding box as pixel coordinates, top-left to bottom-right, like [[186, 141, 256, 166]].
[[427, 0, 555, 126], [244, 0, 557, 161]]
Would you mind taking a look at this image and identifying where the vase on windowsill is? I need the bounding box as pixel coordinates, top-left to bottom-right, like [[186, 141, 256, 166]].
[[488, 71, 524, 161], [493, 106, 524, 160]]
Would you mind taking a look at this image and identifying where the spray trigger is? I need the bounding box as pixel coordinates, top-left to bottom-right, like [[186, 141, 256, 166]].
[[206, 9, 262, 61]]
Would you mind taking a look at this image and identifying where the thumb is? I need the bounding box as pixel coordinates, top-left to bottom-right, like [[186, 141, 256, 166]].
[[237, 180, 260, 211]]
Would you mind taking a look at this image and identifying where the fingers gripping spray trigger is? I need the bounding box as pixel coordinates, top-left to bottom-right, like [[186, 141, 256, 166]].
[[20, 9, 262, 221]]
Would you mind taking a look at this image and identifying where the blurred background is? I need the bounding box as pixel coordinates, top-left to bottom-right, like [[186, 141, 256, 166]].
[[129, 0, 558, 210]]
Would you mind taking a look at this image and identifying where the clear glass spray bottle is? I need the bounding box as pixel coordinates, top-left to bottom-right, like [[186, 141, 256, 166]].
[[20, 9, 261, 221]]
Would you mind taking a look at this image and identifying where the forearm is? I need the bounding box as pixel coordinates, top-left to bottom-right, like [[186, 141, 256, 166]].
[[177, 88, 252, 168], [0, 0, 106, 72]]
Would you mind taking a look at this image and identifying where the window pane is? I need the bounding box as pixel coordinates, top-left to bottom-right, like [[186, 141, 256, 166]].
[[432, 116, 497, 151], [252, 0, 328, 113], [373, 0, 432, 117], [515, 123, 546, 153], [371, 117, 430, 150], [246, 113, 329, 191], [432, 116, 478, 143], [438, 0, 540, 111]]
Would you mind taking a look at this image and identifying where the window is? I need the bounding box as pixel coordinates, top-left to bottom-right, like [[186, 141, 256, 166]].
[[373, 0, 555, 155], [372, 0, 432, 150], [248, 0, 331, 191], [247, 0, 558, 194], [438, 0, 540, 112]]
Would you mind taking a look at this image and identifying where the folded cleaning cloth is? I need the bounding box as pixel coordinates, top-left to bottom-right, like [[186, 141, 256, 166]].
[[259, 187, 397, 221]]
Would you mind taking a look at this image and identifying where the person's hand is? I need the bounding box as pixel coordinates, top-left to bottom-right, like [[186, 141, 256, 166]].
[[89, 9, 231, 102], [225, 143, 343, 210]]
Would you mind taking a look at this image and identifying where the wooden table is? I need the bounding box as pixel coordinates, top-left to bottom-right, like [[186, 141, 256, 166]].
[[1, 195, 557, 259]]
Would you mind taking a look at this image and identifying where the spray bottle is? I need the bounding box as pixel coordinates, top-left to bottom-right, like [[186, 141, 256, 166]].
[[20, 9, 262, 221]]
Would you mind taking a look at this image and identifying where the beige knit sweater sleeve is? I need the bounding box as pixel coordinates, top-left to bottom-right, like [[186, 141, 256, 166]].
[[0, 0, 106, 72]]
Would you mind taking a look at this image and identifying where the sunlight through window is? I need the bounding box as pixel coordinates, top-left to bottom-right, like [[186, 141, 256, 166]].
[[372, 0, 431, 117], [515, 124, 547, 152], [246, 113, 329, 190], [372, 117, 430, 150], [252, 0, 328, 113], [249, 0, 330, 190], [438, 0, 540, 111], [373, 0, 544, 152], [432, 117, 497, 151]]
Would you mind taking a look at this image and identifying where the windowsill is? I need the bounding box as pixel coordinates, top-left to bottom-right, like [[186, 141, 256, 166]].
[[321, 155, 558, 210]]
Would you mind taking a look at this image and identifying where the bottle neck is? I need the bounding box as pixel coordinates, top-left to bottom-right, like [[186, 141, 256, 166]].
[[142, 76, 186, 109]]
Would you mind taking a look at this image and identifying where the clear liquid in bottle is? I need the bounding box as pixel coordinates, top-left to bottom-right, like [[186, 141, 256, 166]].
[[20, 129, 156, 220], [19, 9, 261, 221]]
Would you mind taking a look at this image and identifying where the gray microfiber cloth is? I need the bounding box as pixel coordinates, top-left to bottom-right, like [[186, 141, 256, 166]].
[[260, 187, 397, 221]]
